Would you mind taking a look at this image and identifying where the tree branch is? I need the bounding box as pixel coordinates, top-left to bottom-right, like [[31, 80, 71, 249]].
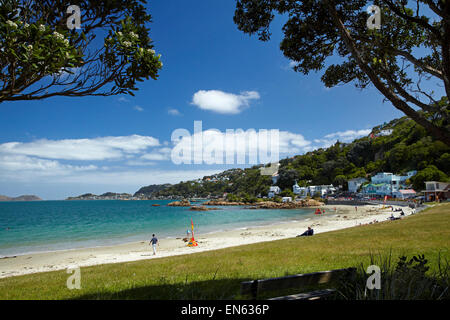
[[381, 0, 442, 39], [325, 0, 450, 145]]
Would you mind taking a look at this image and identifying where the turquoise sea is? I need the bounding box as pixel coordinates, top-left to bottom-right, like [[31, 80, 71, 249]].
[[0, 200, 314, 257]]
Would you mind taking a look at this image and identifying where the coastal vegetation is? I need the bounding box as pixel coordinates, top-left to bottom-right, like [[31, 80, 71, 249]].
[[134, 184, 173, 198], [0, 0, 162, 103], [0, 203, 448, 300], [149, 117, 449, 199]]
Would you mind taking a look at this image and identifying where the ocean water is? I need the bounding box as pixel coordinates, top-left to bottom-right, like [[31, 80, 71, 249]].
[[0, 200, 314, 257]]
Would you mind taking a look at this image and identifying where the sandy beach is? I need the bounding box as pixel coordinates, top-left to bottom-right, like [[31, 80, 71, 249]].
[[0, 204, 416, 279]]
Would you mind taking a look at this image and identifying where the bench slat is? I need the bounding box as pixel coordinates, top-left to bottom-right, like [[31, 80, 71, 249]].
[[241, 268, 355, 297]]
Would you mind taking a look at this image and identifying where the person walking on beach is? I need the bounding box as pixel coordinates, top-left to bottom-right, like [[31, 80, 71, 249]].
[[150, 234, 159, 255]]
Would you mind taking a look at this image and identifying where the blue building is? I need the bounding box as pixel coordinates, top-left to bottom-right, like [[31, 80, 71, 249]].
[[362, 171, 417, 196]]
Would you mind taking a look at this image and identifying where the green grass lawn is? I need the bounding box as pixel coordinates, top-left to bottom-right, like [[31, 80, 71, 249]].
[[1, 203, 449, 300]]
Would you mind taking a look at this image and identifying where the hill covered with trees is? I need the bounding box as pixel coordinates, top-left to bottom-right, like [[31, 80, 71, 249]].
[[148, 117, 449, 200]]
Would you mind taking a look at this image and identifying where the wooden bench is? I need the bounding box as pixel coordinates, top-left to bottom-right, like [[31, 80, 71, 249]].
[[240, 268, 356, 300]]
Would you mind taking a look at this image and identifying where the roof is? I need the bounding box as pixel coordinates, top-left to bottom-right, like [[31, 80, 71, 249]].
[[363, 183, 390, 187], [424, 181, 449, 187], [398, 189, 416, 194]]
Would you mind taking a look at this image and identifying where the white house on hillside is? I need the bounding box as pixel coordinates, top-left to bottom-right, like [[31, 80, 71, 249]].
[[293, 181, 301, 194], [307, 185, 336, 197], [268, 186, 281, 198], [282, 197, 292, 203]]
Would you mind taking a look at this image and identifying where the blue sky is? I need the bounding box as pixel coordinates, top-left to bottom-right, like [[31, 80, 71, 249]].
[[0, 0, 406, 199]]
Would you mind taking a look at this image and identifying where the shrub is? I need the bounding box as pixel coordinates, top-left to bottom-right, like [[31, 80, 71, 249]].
[[336, 253, 449, 300]]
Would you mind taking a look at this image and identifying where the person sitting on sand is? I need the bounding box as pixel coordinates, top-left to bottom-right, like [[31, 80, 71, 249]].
[[297, 227, 314, 237]]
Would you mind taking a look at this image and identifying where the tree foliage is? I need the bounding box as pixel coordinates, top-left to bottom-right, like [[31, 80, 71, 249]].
[[0, 0, 162, 102], [234, 0, 450, 145]]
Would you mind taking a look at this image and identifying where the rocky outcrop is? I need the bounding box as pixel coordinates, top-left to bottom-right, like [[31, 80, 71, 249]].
[[256, 199, 323, 209], [167, 200, 191, 207], [189, 206, 221, 211], [203, 198, 323, 209], [203, 200, 249, 206]]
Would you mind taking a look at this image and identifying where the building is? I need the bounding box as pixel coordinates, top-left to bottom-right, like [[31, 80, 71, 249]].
[[362, 171, 417, 196], [293, 181, 307, 198], [282, 197, 292, 203], [348, 178, 368, 193], [362, 182, 393, 196], [268, 186, 281, 198], [422, 181, 450, 202], [392, 189, 416, 200], [370, 172, 402, 193], [307, 185, 336, 197], [293, 181, 301, 195]]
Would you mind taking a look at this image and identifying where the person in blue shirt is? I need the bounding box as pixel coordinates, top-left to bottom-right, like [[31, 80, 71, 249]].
[[150, 234, 159, 255]]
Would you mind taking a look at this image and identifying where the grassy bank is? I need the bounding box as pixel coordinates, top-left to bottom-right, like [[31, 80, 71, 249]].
[[1, 204, 449, 299]]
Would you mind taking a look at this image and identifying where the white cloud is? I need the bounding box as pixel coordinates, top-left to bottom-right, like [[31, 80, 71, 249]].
[[118, 97, 130, 103], [0, 154, 97, 181], [171, 129, 311, 164], [58, 169, 223, 186], [168, 108, 181, 116], [191, 90, 260, 114], [141, 147, 171, 161], [313, 129, 371, 148], [0, 135, 160, 161], [323, 129, 371, 142], [126, 160, 157, 166], [134, 105, 144, 112]]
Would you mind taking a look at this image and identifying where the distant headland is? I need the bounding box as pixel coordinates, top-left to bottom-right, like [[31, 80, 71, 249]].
[[66, 184, 173, 200], [0, 195, 42, 201]]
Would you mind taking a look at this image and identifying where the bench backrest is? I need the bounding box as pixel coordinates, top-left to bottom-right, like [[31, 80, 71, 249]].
[[240, 267, 356, 299]]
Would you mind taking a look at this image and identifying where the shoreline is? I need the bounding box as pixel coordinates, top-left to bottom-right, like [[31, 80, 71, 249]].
[[0, 204, 418, 279]]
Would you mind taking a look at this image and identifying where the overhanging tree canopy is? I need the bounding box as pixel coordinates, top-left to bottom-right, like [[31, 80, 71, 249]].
[[0, 0, 162, 102], [234, 0, 450, 145]]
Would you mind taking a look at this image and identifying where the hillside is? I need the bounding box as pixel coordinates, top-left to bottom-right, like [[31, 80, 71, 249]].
[[150, 117, 449, 199], [0, 195, 42, 201], [133, 183, 172, 197], [66, 193, 132, 200]]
